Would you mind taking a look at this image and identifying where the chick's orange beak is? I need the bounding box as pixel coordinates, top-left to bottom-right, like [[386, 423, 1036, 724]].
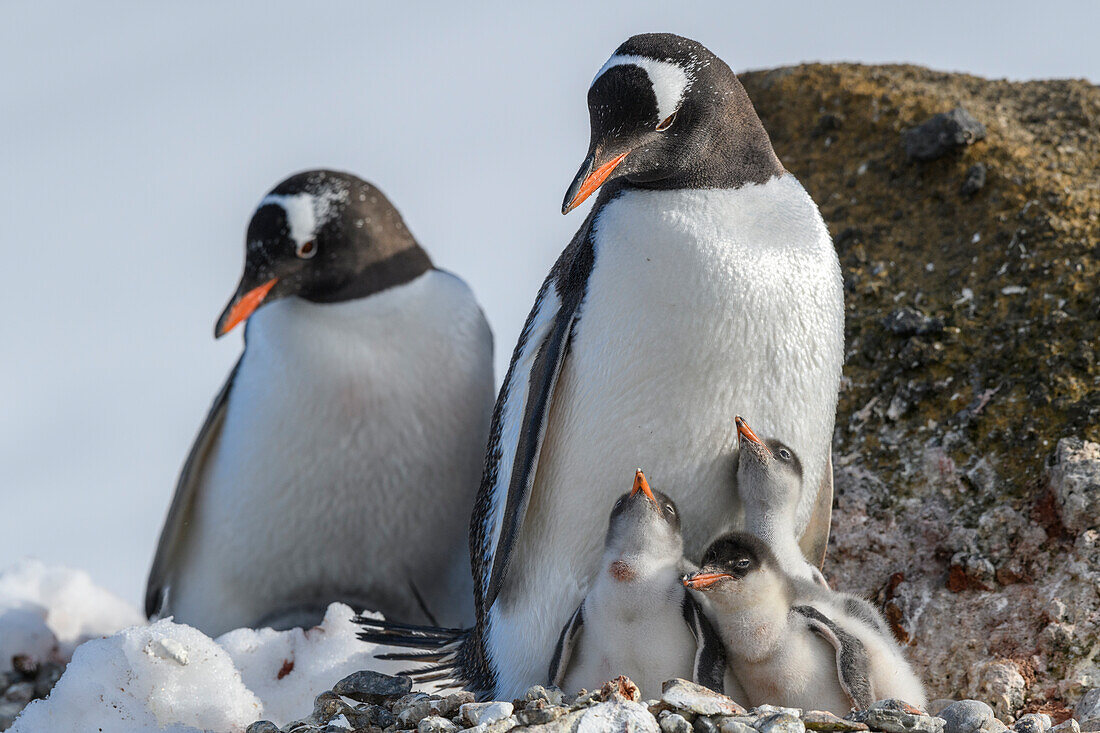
[[683, 571, 732, 590], [630, 469, 658, 507], [735, 415, 768, 451], [216, 277, 278, 338]]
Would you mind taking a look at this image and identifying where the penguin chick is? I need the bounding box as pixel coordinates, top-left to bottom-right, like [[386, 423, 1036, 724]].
[[684, 533, 927, 715], [548, 470, 728, 698], [735, 416, 829, 587]]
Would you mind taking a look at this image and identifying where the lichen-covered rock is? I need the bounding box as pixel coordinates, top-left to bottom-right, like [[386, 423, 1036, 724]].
[[1014, 716, 1053, 733], [1048, 440, 1100, 534], [662, 679, 747, 717], [737, 63, 1100, 719], [803, 710, 870, 731], [850, 700, 946, 733], [756, 712, 806, 733], [330, 669, 411, 703]]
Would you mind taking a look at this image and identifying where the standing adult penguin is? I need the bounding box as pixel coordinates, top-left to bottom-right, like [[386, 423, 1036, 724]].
[[360, 33, 844, 698], [146, 170, 494, 636]]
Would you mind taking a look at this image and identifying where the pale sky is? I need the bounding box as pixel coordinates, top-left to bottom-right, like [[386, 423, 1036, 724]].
[[2, 1, 1097, 606]]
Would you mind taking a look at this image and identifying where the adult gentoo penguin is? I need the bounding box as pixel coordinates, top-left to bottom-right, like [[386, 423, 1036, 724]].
[[360, 33, 844, 698], [684, 533, 927, 714], [548, 470, 728, 697], [146, 170, 494, 636]]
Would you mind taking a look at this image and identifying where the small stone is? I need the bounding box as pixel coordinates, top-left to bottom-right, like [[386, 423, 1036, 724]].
[[516, 705, 567, 725], [1051, 721, 1081, 733], [882, 307, 944, 337], [966, 662, 1026, 719], [332, 670, 412, 703], [696, 715, 721, 733], [0, 702, 25, 732], [903, 107, 986, 161], [11, 655, 37, 676], [601, 675, 642, 702], [245, 722, 281, 733], [398, 698, 438, 728], [718, 718, 758, 733], [577, 699, 660, 732], [1047, 439, 1100, 534], [803, 710, 870, 731], [2, 681, 34, 705], [850, 700, 945, 733], [430, 691, 475, 718], [661, 711, 695, 733], [1014, 714, 1052, 733], [961, 163, 987, 195], [33, 662, 64, 699], [347, 702, 395, 729], [756, 712, 806, 733], [461, 701, 514, 727], [754, 706, 804, 718], [419, 714, 459, 733], [663, 679, 746, 717], [322, 715, 353, 733], [940, 700, 997, 733], [312, 691, 355, 724], [526, 685, 565, 706]]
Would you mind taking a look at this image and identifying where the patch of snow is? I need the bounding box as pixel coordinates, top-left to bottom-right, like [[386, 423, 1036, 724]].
[[0, 559, 143, 671]]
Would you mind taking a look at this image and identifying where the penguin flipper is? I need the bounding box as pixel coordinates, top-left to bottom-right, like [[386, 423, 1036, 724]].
[[480, 234, 593, 609], [799, 453, 833, 569], [682, 591, 728, 694], [793, 604, 874, 710], [145, 356, 241, 619], [548, 602, 585, 688]]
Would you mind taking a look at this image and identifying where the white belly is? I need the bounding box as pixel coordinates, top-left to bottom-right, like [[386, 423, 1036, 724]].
[[168, 270, 494, 635], [489, 178, 844, 696], [736, 620, 851, 715]]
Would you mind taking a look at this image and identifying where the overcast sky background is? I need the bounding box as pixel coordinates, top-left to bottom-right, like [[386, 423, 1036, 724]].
[[2, 1, 1097, 606]]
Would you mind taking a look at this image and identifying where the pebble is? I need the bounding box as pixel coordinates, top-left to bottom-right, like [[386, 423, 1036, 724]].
[[803, 710, 870, 731], [399, 697, 441, 728], [1047, 439, 1100, 535], [850, 700, 945, 733], [312, 691, 353, 724], [1014, 714, 1052, 733], [719, 718, 758, 733], [461, 701, 514, 727], [1051, 721, 1080, 733], [882, 307, 944, 337], [1078, 689, 1100, 726], [660, 711, 695, 733], [245, 722, 280, 733], [526, 685, 565, 706], [516, 705, 568, 726], [756, 712, 807, 733], [420, 714, 461, 733], [3, 681, 34, 706], [662, 678, 747, 717], [961, 163, 987, 196], [696, 715, 721, 733], [754, 706, 804, 719], [940, 700, 997, 733], [902, 107, 987, 161], [331, 669, 412, 703], [577, 699, 659, 733]]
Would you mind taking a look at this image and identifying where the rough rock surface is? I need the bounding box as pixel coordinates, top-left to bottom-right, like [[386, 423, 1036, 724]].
[[736, 64, 1099, 717]]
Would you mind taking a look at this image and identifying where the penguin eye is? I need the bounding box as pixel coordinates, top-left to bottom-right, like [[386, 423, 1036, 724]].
[[777, 448, 791, 462], [655, 111, 678, 132], [735, 557, 752, 570], [664, 504, 675, 516], [296, 240, 318, 259]]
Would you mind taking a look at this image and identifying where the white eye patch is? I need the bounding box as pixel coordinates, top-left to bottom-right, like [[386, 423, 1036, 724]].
[[591, 54, 691, 122], [261, 193, 317, 247]]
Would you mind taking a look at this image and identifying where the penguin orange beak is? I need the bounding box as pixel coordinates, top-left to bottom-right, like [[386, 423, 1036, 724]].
[[215, 277, 278, 338], [562, 150, 630, 214], [630, 469, 659, 507], [735, 415, 770, 455], [683, 571, 733, 590]]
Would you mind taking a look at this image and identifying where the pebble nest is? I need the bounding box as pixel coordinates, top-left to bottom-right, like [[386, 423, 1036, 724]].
[[242, 672, 1098, 733]]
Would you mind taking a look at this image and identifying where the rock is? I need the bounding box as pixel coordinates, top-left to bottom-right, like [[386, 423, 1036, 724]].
[[331, 670, 412, 703], [347, 702, 395, 730], [967, 662, 1026, 719], [882, 307, 944, 337], [849, 700, 945, 733], [461, 701, 514, 727], [32, 662, 64, 699], [524, 708, 585, 732], [756, 712, 807, 733], [696, 715, 721, 733], [1052, 721, 1081, 733], [0, 701, 24, 732], [903, 107, 986, 161], [419, 714, 460, 733], [3, 681, 33, 705], [940, 700, 997, 733], [312, 691, 354, 724], [515, 704, 568, 726], [431, 691, 475, 719], [961, 163, 987, 195], [576, 699, 660, 732], [1076, 689, 1100, 731], [661, 711, 695, 733], [1048, 440, 1100, 534], [719, 718, 758, 733], [526, 685, 565, 707], [245, 722, 281, 733], [398, 697, 440, 728], [803, 710, 870, 731], [662, 679, 746, 717], [1013, 714, 1052, 733], [602, 676, 642, 703], [754, 706, 804, 719]]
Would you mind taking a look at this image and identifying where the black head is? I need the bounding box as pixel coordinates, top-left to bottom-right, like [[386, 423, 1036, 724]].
[[608, 469, 681, 532], [603, 469, 683, 559], [215, 170, 432, 337], [683, 532, 776, 591], [562, 33, 783, 214]]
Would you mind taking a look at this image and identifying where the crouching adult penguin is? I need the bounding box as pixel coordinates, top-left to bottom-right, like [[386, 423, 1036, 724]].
[[361, 33, 844, 698], [146, 170, 494, 636]]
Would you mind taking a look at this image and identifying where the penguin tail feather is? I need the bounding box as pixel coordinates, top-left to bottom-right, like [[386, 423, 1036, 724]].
[[354, 615, 469, 690]]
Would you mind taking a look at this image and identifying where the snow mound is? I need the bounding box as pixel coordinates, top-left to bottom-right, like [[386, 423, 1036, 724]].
[[0, 559, 143, 671], [11, 600, 409, 731], [11, 618, 261, 733], [219, 603, 408, 726]]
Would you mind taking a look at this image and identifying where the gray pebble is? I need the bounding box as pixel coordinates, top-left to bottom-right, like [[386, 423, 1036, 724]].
[[245, 721, 281, 733], [33, 662, 64, 700], [903, 107, 986, 161], [525, 684, 565, 707], [753, 706, 803, 719], [398, 698, 438, 728], [516, 705, 567, 726], [696, 715, 721, 733], [1078, 689, 1100, 731], [851, 700, 945, 733], [460, 701, 514, 727], [331, 669, 412, 703], [1014, 714, 1052, 733], [1051, 721, 1080, 733], [756, 712, 807, 733], [961, 163, 987, 196], [719, 718, 758, 733], [2, 681, 34, 706], [662, 678, 746, 717], [660, 711, 695, 733], [419, 714, 459, 733], [312, 691, 353, 724], [940, 699, 996, 733]]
